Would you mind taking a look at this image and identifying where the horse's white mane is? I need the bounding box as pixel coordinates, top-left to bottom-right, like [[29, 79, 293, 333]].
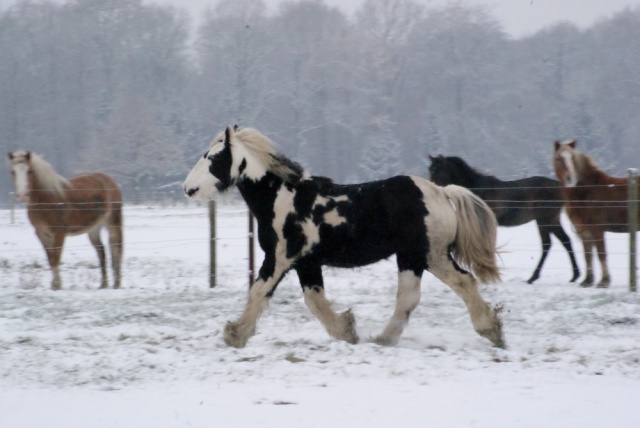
[[15, 151, 70, 197], [233, 127, 305, 183]]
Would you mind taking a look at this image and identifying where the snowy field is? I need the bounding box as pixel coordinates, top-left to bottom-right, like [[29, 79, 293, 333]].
[[1, 201, 639, 428]]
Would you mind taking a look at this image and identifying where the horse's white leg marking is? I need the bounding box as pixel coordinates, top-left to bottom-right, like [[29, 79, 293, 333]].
[[224, 261, 290, 348], [303, 287, 358, 344], [108, 224, 123, 289], [374, 270, 421, 346], [224, 278, 272, 348], [578, 231, 595, 286], [36, 229, 65, 290], [429, 252, 504, 347], [593, 231, 610, 287]]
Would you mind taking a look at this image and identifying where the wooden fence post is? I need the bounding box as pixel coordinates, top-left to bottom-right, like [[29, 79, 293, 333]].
[[10, 192, 15, 225], [209, 200, 216, 288], [629, 168, 638, 292]]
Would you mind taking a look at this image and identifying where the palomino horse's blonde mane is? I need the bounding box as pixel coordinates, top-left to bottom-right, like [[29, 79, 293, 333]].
[[12, 151, 70, 199], [560, 140, 599, 182], [233, 127, 304, 183]]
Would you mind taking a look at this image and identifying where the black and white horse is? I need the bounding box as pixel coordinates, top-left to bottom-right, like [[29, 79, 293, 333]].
[[183, 126, 504, 348]]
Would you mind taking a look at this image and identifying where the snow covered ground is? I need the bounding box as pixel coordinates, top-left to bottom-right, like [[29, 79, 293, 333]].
[[1, 201, 638, 427]]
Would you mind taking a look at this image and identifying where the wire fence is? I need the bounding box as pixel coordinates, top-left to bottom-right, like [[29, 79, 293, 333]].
[[1, 183, 638, 289]]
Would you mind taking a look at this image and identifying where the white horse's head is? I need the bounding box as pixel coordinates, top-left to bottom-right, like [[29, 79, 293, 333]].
[[183, 125, 276, 200], [553, 140, 579, 187], [8, 151, 33, 202]]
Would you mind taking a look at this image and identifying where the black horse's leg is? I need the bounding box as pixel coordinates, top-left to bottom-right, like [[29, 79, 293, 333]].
[[527, 225, 552, 284], [550, 224, 580, 282], [296, 265, 358, 344]]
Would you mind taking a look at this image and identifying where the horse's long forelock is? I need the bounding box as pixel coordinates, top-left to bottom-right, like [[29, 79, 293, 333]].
[[234, 128, 304, 184], [559, 142, 599, 184]]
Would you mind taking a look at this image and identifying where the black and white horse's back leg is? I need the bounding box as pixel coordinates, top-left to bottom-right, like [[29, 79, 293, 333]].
[[373, 265, 422, 346], [428, 251, 504, 348], [296, 265, 359, 344]]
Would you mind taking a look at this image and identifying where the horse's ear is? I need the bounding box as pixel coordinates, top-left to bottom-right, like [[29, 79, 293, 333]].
[[25, 151, 31, 161], [554, 140, 561, 151], [233, 124, 239, 131], [224, 125, 233, 147], [7, 152, 13, 161], [428, 155, 435, 161], [568, 140, 577, 148]]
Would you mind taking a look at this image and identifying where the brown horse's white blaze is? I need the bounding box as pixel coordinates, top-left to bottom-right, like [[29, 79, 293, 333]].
[[8, 151, 123, 290], [553, 140, 640, 287], [184, 126, 504, 349]]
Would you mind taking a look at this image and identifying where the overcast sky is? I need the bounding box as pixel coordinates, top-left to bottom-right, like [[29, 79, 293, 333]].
[[146, 0, 640, 38]]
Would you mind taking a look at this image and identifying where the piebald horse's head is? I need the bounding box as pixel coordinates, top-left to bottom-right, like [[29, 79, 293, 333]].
[[553, 140, 581, 187], [183, 125, 283, 200], [8, 151, 33, 203]]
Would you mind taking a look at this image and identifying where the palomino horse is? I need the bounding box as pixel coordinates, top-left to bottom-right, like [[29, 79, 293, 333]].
[[8, 151, 123, 290], [429, 155, 580, 284], [184, 126, 504, 349], [553, 140, 639, 287]]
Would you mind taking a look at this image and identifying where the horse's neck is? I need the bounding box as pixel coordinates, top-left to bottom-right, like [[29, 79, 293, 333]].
[[236, 173, 282, 222], [29, 177, 64, 205], [578, 165, 621, 185]]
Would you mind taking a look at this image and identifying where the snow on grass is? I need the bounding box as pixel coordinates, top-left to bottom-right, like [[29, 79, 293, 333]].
[[0, 203, 638, 427]]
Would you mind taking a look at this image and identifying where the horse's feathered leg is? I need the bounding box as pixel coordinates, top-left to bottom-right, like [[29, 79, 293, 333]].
[[297, 265, 358, 344], [430, 252, 505, 348], [224, 262, 290, 348], [373, 269, 422, 346]]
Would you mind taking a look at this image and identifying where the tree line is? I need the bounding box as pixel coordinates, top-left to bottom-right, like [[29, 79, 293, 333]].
[[1, 0, 639, 203]]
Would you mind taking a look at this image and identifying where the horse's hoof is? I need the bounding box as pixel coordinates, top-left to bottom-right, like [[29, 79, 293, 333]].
[[596, 281, 610, 289], [338, 309, 359, 344], [223, 321, 249, 348], [372, 335, 397, 347], [580, 277, 594, 287]]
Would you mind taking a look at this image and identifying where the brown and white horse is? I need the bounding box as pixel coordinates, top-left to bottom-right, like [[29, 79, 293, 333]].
[[8, 151, 123, 290], [553, 140, 639, 287]]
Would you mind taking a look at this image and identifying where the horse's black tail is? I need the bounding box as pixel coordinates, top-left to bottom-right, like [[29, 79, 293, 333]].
[[443, 185, 501, 283]]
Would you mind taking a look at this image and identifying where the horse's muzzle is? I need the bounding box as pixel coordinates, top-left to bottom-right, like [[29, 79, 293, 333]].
[[184, 186, 199, 198]]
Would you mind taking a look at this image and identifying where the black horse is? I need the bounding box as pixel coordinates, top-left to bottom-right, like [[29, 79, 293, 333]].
[[429, 155, 580, 284]]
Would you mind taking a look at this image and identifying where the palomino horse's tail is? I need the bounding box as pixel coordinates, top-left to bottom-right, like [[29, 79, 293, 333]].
[[443, 185, 501, 284]]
